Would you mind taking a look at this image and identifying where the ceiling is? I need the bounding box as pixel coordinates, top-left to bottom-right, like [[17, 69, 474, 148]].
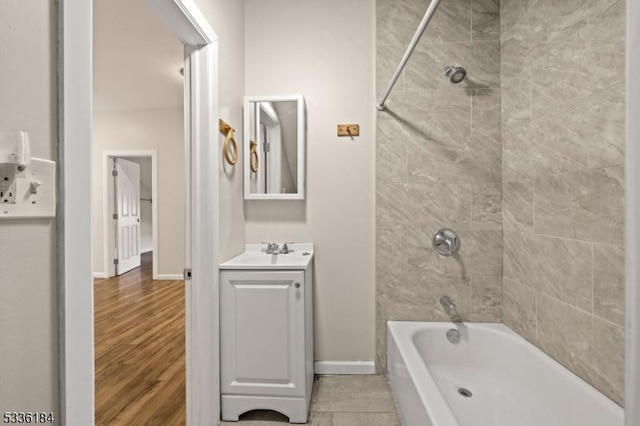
[[93, 0, 184, 111]]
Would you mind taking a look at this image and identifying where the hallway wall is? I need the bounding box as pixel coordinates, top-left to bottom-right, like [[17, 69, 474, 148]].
[[92, 109, 185, 277]]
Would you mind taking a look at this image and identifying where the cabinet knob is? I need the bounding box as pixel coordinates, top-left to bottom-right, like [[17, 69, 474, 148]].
[[294, 282, 301, 288]]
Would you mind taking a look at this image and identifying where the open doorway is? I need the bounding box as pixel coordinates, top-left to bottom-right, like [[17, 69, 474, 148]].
[[60, 0, 220, 423], [91, 0, 186, 423], [99, 153, 158, 279]]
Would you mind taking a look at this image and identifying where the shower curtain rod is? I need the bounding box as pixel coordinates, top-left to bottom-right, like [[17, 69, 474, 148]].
[[377, 0, 445, 111]]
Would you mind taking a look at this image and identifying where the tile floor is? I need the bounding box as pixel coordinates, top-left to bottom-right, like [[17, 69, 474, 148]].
[[219, 375, 401, 425]]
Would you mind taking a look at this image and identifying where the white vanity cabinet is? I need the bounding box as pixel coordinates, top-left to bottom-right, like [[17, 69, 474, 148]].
[[219, 244, 314, 423]]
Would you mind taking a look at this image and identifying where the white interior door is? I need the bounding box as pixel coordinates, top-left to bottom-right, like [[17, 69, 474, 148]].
[[115, 157, 141, 275]]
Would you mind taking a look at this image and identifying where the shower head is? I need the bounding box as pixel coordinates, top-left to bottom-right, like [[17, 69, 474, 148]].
[[443, 65, 467, 84]]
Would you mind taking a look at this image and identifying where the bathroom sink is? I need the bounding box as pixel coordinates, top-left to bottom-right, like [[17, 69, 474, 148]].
[[220, 243, 314, 270]]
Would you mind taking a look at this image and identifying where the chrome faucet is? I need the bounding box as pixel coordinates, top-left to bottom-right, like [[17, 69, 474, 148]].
[[440, 295, 458, 317], [262, 242, 294, 254], [263, 242, 280, 254]]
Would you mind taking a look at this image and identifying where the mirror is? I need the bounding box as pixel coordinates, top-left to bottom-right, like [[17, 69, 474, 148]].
[[243, 95, 305, 200]]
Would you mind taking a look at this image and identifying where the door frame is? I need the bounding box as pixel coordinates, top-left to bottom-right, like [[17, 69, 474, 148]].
[[100, 150, 159, 280], [58, 0, 220, 424], [257, 102, 282, 194]]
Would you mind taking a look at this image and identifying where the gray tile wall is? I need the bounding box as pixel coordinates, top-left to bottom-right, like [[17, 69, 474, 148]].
[[376, 0, 502, 371], [375, 0, 626, 406], [501, 0, 625, 405]]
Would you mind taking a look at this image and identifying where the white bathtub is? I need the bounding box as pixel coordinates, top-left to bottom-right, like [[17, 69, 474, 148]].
[[387, 321, 624, 426]]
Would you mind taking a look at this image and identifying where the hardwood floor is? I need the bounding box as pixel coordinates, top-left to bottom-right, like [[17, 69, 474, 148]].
[[94, 252, 185, 425]]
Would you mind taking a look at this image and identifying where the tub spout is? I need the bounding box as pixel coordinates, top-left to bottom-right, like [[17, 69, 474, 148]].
[[440, 295, 458, 317]]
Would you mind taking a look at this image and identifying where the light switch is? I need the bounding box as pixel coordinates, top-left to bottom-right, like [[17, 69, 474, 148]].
[[30, 180, 42, 194]]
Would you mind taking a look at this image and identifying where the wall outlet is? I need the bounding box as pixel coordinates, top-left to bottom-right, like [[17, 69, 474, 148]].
[[0, 176, 17, 204]]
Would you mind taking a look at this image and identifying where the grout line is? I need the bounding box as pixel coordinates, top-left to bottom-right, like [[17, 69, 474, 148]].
[[534, 290, 539, 344], [470, 0, 474, 42], [404, 123, 408, 183], [531, 176, 536, 233], [538, 291, 623, 330], [502, 0, 531, 37], [591, 243, 595, 315], [469, 183, 475, 230], [527, 162, 625, 183], [591, 312, 625, 330], [469, 275, 474, 320], [386, 40, 500, 47], [404, 227, 409, 277], [510, 224, 622, 248], [528, 65, 533, 126], [469, 83, 474, 229]]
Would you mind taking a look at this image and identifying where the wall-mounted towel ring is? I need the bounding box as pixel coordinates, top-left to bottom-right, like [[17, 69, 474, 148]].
[[224, 129, 238, 165], [250, 141, 259, 173], [220, 119, 238, 166]]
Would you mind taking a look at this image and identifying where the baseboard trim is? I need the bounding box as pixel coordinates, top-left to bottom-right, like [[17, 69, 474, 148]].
[[314, 361, 375, 375], [155, 274, 184, 281], [93, 272, 106, 279]]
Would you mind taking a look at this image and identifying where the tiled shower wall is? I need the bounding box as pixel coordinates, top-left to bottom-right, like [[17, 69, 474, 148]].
[[375, 0, 502, 370], [500, 0, 625, 404]]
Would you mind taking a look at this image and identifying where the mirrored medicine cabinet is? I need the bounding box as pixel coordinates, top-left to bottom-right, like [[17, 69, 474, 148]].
[[243, 95, 305, 200]]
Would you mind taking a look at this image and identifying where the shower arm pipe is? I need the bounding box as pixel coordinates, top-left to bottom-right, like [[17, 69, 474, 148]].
[[376, 0, 445, 111]]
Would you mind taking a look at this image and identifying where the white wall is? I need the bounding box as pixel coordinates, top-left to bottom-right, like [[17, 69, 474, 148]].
[[0, 0, 59, 419], [92, 109, 185, 276], [194, 0, 247, 262], [93, 0, 184, 111], [244, 0, 376, 362]]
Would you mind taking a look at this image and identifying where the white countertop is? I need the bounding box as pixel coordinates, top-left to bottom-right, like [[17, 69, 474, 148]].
[[220, 243, 314, 270]]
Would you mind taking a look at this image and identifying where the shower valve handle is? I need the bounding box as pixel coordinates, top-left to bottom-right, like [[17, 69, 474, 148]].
[[432, 228, 461, 256]]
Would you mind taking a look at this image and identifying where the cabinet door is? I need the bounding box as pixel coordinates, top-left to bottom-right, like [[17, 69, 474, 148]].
[[221, 270, 306, 398]]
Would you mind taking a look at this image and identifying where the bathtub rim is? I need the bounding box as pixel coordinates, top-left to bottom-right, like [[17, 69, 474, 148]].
[[387, 321, 460, 426]]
